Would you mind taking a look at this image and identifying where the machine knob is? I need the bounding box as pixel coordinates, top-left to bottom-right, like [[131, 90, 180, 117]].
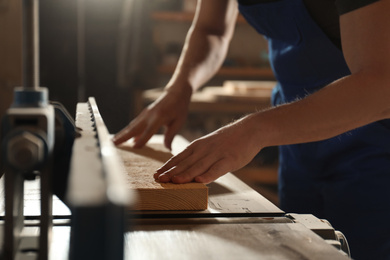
[[7, 131, 45, 171]]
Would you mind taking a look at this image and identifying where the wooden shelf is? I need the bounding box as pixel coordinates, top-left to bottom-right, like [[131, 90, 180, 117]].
[[158, 65, 275, 79], [151, 11, 194, 22], [218, 67, 274, 78], [151, 11, 247, 24]]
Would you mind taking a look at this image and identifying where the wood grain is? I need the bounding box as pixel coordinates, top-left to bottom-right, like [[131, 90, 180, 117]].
[[117, 142, 208, 211]]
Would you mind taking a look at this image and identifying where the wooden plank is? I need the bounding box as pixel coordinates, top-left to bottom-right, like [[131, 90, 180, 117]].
[[124, 135, 283, 217], [117, 141, 208, 211]]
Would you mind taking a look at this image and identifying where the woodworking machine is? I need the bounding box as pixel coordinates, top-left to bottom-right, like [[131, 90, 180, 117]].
[[1, 0, 351, 259]]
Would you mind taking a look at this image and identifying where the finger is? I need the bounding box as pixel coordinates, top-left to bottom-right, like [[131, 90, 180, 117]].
[[112, 121, 144, 145], [154, 155, 195, 182], [194, 159, 230, 184], [156, 148, 217, 183], [156, 166, 181, 183], [163, 119, 184, 150], [154, 149, 204, 183], [155, 146, 194, 175], [112, 129, 129, 145], [133, 118, 164, 148], [170, 156, 216, 184]]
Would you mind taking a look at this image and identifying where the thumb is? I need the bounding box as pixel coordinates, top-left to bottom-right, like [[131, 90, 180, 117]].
[[164, 131, 174, 151], [164, 120, 182, 150]]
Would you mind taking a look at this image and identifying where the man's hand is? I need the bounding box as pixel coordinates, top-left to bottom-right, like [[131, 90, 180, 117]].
[[113, 88, 191, 149], [154, 115, 263, 184]]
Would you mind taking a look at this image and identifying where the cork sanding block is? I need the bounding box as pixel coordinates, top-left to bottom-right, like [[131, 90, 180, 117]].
[[117, 142, 208, 211]]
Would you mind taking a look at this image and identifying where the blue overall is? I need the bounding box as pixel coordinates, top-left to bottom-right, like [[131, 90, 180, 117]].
[[238, 1, 390, 259]]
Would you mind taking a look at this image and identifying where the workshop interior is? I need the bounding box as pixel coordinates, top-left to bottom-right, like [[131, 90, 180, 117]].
[[1, 0, 352, 259]]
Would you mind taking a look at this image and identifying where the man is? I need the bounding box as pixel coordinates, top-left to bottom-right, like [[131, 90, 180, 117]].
[[113, 1, 390, 259]]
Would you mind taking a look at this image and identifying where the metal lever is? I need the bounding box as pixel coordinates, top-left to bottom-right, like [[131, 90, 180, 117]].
[[23, 0, 39, 90]]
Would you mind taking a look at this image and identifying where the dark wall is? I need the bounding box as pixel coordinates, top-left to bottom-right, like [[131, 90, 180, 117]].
[[84, 0, 133, 133], [39, 0, 133, 133], [40, 0, 78, 118]]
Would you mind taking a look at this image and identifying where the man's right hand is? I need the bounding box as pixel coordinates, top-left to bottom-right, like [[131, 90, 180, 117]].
[[112, 87, 191, 150]]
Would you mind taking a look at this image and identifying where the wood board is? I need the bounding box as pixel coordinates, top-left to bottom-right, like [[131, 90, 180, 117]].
[[223, 80, 276, 93], [117, 141, 208, 211], [202, 86, 272, 102]]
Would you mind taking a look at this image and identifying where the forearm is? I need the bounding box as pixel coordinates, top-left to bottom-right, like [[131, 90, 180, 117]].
[[166, 0, 238, 95], [248, 69, 390, 149], [167, 29, 231, 93]]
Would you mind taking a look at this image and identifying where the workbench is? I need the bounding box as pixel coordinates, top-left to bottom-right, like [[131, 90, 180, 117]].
[[0, 135, 350, 259]]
